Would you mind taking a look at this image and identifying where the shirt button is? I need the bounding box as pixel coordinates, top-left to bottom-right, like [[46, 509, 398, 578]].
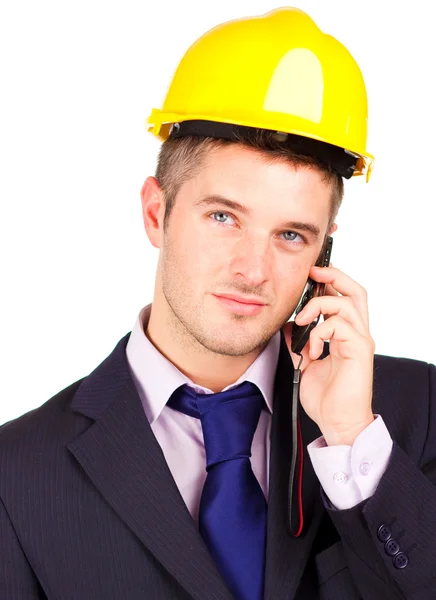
[[359, 461, 372, 476], [333, 472, 348, 484], [393, 552, 409, 569]]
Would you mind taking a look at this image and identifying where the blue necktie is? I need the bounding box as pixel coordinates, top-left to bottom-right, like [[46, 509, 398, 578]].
[[168, 381, 267, 600]]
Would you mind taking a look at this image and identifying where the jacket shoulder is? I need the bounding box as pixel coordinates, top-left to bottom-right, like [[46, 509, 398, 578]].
[[374, 352, 433, 372], [373, 352, 434, 394], [0, 378, 86, 451]]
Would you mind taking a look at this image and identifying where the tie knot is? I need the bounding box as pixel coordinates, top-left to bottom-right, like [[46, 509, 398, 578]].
[[168, 381, 265, 469]]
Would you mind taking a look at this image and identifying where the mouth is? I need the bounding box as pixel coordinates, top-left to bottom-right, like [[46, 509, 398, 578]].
[[212, 294, 267, 316]]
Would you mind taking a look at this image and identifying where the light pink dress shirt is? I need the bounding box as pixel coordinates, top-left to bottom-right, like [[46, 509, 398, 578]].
[[126, 305, 393, 518]]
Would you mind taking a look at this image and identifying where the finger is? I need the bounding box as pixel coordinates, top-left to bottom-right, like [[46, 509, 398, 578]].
[[309, 266, 369, 329], [324, 283, 340, 297], [295, 295, 367, 337], [323, 283, 340, 320], [308, 316, 374, 361]]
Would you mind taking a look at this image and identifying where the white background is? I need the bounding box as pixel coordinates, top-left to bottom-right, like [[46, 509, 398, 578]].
[[1, 0, 435, 425]]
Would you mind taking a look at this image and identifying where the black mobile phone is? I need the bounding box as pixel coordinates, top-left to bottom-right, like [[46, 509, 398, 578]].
[[290, 236, 333, 355]]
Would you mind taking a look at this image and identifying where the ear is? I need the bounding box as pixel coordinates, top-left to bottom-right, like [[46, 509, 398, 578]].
[[141, 176, 165, 249], [328, 222, 338, 236]]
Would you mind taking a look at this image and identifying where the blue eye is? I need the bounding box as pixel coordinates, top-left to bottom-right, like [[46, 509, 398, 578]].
[[282, 231, 304, 243], [282, 231, 307, 246], [211, 212, 235, 224]]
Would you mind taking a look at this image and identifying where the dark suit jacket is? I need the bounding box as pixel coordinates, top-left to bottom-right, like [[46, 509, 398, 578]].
[[1, 330, 435, 600]]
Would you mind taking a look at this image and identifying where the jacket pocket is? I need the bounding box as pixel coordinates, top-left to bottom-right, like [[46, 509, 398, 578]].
[[315, 540, 347, 585], [315, 540, 361, 600]]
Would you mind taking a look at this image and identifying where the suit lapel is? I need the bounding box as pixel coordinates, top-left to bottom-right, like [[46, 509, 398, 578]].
[[264, 331, 325, 600], [67, 334, 233, 600]]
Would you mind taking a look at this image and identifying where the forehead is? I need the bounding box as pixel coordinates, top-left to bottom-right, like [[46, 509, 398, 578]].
[[185, 143, 333, 223]]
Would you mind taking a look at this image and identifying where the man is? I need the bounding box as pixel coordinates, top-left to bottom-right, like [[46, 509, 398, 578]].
[[1, 7, 435, 600]]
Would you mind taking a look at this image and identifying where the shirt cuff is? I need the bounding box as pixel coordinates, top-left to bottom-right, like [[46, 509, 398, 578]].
[[307, 415, 393, 510]]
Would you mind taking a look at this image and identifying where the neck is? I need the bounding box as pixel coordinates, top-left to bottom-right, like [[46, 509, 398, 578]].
[[145, 301, 263, 393]]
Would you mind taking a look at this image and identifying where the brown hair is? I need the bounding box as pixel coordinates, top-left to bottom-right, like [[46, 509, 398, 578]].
[[155, 130, 344, 233]]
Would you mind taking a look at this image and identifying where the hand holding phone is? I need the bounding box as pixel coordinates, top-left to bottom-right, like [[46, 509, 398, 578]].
[[290, 236, 333, 355]]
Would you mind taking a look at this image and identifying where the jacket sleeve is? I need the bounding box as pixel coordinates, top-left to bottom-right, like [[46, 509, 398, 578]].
[[323, 362, 436, 600], [0, 495, 45, 599]]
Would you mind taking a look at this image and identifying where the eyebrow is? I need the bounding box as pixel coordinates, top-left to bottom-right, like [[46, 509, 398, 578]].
[[194, 194, 321, 239]]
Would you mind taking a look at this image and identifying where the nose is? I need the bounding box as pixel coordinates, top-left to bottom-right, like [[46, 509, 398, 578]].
[[229, 234, 271, 288]]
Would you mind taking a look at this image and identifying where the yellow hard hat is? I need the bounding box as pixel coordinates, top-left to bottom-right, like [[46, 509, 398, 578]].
[[147, 8, 374, 181]]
